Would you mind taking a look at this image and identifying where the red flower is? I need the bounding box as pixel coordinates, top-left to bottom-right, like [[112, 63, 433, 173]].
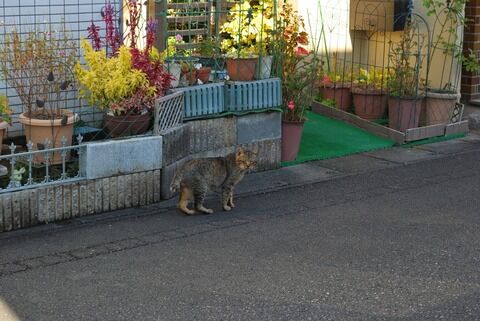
[[287, 101, 295, 110], [295, 46, 309, 56], [321, 75, 332, 85]]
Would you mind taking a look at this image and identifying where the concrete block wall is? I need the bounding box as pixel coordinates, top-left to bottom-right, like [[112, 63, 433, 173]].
[[0, 110, 281, 232], [160, 111, 282, 199], [0, 170, 161, 233]]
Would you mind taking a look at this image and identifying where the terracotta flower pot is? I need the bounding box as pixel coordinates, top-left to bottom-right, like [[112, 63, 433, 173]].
[[226, 57, 257, 81], [0, 121, 8, 156], [182, 70, 198, 86], [281, 120, 304, 162], [19, 110, 75, 164], [196, 67, 212, 84], [104, 113, 151, 138], [319, 84, 352, 111], [421, 91, 459, 126], [352, 87, 388, 120], [388, 96, 423, 132]]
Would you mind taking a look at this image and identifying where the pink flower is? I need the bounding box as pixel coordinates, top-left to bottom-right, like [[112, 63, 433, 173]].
[[175, 34, 183, 42], [287, 101, 295, 110]]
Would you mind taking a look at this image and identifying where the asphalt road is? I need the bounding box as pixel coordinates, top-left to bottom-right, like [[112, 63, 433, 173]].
[[1, 150, 480, 321]]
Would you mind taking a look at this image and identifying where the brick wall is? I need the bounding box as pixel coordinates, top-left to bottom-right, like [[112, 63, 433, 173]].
[[462, 0, 480, 102]]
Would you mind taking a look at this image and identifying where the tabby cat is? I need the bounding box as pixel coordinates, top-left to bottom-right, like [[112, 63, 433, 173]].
[[170, 148, 257, 215]]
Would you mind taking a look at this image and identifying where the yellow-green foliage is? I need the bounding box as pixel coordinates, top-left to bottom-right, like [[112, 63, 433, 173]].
[[354, 68, 390, 90], [75, 39, 154, 111], [220, 0, 274, 57], [0, 94, 12, 122]]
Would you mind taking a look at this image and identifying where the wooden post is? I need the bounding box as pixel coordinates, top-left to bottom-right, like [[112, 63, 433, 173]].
[[150, 0, 167, 51]]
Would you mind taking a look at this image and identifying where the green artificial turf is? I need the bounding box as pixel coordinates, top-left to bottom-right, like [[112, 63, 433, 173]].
[[281, 112, 396, 166]]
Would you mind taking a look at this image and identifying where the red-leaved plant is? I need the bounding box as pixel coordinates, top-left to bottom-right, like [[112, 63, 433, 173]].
[[86, 0, 172, 114], [274, 2, 318, 122]]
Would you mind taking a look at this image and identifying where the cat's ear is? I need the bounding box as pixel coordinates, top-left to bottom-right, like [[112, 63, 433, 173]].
[[236, 148, 245, 157]]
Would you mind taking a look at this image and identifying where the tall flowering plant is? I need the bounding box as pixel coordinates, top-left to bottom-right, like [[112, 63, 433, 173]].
[[220, 0, 274, 57], [76, 0, 172, 116], [275, 2, 317, 122]]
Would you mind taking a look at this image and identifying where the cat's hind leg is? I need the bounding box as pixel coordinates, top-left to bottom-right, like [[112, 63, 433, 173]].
[[194, 186, 213, 214], [178, 186, 195, 215]]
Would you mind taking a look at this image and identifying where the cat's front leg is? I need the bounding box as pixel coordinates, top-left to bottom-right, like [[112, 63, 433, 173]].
[[228, 190, 235, 208], [194, 188, 214, 214], [222, 188, 233, 211]]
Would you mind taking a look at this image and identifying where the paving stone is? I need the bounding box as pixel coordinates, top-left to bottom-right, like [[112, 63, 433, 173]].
[[236, 163, 340, 194], [365, 147, 437, 163], [460, 132, 480, 144], [415, 140, 478, 154], [468, 112, 480, 129], [314, 154, 399, 173]]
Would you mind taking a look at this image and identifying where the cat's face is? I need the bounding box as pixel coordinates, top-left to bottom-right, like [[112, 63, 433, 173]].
[[235, 149, 257, 170]]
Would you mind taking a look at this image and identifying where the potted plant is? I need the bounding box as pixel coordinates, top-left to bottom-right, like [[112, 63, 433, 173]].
[[421, 0, 480, 125], [220, 0, 274, 81], [195, 35, 224, 73], [352, 67, 389, 120], [275, 2, 318, 162], [318, 61, 353, 112], [76, 2, 172, 137], [0, 27, 77, 164], [180, 60, 199, 86], [387, 20, 425, 132], [0, 94, 12, 154], [165, 34, 187, 87]]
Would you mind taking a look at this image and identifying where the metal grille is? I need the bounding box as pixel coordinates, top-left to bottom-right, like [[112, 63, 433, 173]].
[[154, 90, 184, 135], [0, 0, 121, 137], [0, 134, 85, 193]]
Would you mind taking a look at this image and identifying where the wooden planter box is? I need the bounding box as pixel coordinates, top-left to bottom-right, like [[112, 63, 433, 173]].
[[312, 100, 468, 144], [225, 78, 282, 112]]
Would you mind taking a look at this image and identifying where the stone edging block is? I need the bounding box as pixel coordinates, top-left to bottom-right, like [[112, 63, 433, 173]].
[[81, 136, 163, 180], [236, 111, 281, 144]]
